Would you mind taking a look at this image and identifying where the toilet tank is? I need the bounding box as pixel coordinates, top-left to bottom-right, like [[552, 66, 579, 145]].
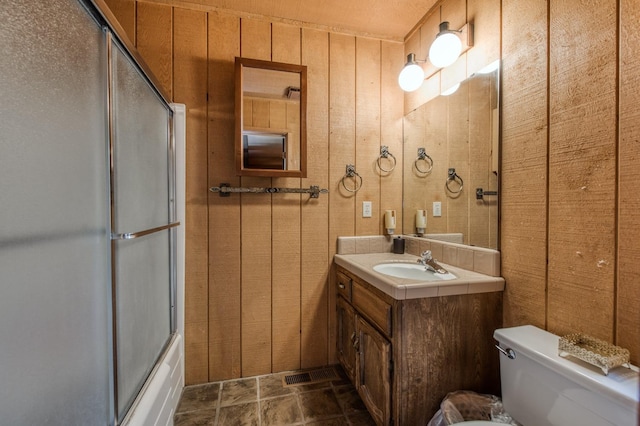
[[494, 325, 639, 426]]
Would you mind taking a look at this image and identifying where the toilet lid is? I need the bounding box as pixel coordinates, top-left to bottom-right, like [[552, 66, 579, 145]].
[[450, 422, 504, 425]]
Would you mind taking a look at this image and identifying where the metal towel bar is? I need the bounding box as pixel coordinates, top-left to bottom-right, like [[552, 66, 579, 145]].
[[210, 184, 328, 198]]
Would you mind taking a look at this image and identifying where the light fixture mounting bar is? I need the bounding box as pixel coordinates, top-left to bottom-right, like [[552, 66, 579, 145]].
[[459, 23, 474, 49]]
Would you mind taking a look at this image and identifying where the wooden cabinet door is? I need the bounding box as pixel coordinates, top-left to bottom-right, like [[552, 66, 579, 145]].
[[356, 316, 392, 426], [336, 296, 357, 383]]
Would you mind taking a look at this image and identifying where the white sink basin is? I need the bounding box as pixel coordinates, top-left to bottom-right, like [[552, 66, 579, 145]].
[[373, 263, 457, 281]]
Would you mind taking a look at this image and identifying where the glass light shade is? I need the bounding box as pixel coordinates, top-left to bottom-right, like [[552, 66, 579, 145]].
[[398, 62, 425, 92], [429, 31, 462, 68], [441, 82, 460, 96], [478, 59, 500, 74]]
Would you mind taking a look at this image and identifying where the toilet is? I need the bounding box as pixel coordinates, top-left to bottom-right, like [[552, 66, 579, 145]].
[[453, 325, 639, 426]]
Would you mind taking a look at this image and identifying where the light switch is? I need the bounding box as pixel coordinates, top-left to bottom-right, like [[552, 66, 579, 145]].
[[363, 201, 372, 218], [433, 201, 442, 217]]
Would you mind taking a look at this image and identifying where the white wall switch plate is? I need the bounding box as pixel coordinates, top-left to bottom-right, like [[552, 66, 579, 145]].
[[433, 201, 442, 217], [363, 201, 372, 218]]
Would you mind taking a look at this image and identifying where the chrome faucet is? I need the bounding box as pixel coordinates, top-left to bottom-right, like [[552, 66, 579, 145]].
[[417, 250, 448, 274]]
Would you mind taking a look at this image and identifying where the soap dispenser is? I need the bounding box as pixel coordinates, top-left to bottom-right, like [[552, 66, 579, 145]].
[[415, 209, 426, 236], [384, 210, 396, 235]]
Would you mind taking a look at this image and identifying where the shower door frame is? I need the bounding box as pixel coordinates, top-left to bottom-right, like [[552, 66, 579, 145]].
[[84, 1, 179, 423]]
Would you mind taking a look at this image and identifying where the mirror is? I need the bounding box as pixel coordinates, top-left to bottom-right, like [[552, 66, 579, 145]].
[[235, 57, 307, 177], [402, 62, 500, 249]]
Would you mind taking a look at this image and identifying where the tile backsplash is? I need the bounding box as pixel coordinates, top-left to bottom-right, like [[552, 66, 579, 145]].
[[336, 235, 501, 277]]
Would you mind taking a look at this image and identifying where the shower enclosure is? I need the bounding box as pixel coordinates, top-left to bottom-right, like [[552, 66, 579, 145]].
[[0, 0, 183, 424]]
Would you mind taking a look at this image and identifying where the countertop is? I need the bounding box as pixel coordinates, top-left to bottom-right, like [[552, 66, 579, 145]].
[[334, 253, 505, 300]]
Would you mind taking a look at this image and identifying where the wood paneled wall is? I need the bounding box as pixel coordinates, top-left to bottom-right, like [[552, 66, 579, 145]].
[[103, 0, 639, 383], [501, 0, 640, 364], [402, 73, 498, 248], [104, 0, 404, 384], [403, 0, 502, 114]]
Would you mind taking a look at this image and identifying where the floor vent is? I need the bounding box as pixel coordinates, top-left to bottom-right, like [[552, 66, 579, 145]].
[[282, 367, 340, 387]]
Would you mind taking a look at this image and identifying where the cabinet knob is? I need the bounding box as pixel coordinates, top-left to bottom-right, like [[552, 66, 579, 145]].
[[339, 283, 345, 289]]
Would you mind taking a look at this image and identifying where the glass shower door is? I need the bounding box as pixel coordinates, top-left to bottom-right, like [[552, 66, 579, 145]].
[[109, 38, 176, 420], [0, 0, 111, 424]]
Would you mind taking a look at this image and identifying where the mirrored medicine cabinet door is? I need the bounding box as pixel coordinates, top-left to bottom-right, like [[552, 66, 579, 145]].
[[235, 57, 307, 177]]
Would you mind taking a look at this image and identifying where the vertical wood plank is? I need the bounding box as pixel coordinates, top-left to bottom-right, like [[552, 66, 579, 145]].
[[403, 96, 448, 236], [439, 0, 467, 93], [500, 0, 548, 329], [618, 0, 640, 364], [207, 10, 241, 381], [271, 22, 302, 372], [328, 33, 356, 362], [380, 41, 404, 234], [440, 53, 467, 93], [468, 75, 493, 248], [402, 98, 427, 234], [104, 0, 136, 43], [441, 0, 467, 30], [547, 0, 617, 340], [445, 82, 470, 242], [240, 17, 273, 377], [418, 13, 442, 104], [426, 97, 448, 234], [466, 0, 501, 75], [286, 102, 301, 170], [243, 99, 253, 126], [251, 99, 270, 127], [301, 28, 330, 368], [355, 37, 381, 236], [269, 100, 286, 129], [403, 28, 422, 115], [173, 6, 209, 385], [136, 2, 172, 99], [241, 18, 272, 61]]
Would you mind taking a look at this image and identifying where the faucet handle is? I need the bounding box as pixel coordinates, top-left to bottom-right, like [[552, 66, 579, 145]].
[[420, 250, 433, 260]]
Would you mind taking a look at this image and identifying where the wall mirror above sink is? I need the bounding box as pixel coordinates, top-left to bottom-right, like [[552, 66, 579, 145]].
[[235, 57, 307, 177], [402, 61, 500, 249]]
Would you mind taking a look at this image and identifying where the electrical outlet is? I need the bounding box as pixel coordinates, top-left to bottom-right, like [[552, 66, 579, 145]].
[[433, 201, 442, 217], [362, 201, 372, 218]]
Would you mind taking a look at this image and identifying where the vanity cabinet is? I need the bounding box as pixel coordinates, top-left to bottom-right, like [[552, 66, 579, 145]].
[[336, 296, 357, 382], [356, 315, 391, 425], [337, 282, 391, 425], [335, 265, 502, 426]]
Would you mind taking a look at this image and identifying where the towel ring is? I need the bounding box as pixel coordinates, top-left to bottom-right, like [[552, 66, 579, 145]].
[[445, 168, 464, 194], [341, 164, 363, 193], [414, 148, 434, 174], [376, 145, 396, 173]]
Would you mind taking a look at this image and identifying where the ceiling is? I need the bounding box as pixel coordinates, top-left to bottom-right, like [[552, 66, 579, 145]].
[[179, 0, 440, 41]]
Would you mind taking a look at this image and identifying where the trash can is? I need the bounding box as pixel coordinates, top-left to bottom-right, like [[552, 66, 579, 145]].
[[426, 391, 519, 426]]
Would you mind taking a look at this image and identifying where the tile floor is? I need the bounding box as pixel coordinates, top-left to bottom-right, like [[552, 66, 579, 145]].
[[174, 366, 376, 426]]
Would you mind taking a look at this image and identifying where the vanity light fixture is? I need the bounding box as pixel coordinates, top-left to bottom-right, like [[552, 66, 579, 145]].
[[398, 21, 473, 92], [398, 53, 426, 92], [429, 21, 464, 68]]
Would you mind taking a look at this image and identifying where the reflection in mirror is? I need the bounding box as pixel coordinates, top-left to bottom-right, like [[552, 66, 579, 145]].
[[402, 62, 500, 249], [235, 57, 307, 177]]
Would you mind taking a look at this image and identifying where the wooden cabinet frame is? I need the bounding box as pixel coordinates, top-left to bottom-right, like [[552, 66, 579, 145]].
[[336, 265, 503, 425]]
